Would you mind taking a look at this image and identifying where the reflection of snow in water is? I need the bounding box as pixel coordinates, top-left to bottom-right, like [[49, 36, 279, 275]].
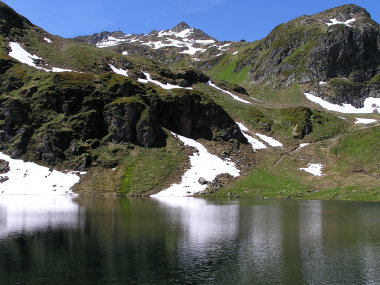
[[0, 196, 84, 239], [237, 203, 284, 284], [153, 197, 239, 246], [299, 200, 324, 284]]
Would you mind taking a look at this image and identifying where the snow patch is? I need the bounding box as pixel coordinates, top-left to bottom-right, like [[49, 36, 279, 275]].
[[96, 36, 128, 48], [109, 64, 129, 77], [325, 18, 356, 27], [44, 37, 52, 43], [319, 81, 327, 85], [255, 133, 283, 148], [300, 163, 323, 176], [355, 118, 377, 124], [233, 51, 239, 55], [122, 51, 129, 55], [138, 72, 192, 90], [8, 42, 44, 69], [151, 133, 240, 197], [195, 39, 216, 45], [8, 42, 75, 73], [305, 93, 380, 114], [0, 152, 83, 196], [207, 81, 251, 104], [157, 28, 194, 38], [236, 122, 267, 151], [296, 143, 310, 150], [51, 67, 74, 73]]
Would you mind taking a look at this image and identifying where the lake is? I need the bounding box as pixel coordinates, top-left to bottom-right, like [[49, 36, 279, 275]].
[[0, 197, 380, 284]]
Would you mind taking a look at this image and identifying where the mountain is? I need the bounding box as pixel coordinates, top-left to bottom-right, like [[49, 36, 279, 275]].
[[0, 1, 379, 199], [200, 4, 380, 108], [74, 21, 237, 63]]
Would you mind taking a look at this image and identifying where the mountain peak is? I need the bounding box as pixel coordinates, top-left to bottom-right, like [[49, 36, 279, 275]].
[[317, 4, 371, 22], [171, 22, 191, 32]]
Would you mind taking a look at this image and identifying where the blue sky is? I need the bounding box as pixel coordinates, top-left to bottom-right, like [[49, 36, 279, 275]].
[[3, 0, 380, 41]]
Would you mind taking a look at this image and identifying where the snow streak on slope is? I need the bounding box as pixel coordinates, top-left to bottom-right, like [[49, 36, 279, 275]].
[[236, 122, 267, 151], [8, 42, 74, 73], [151, 133, 240, 197], [109, 64, 129, 77], [354, 118, 377, 124], [0, 152, 83, 196], [296, 143, 310, 150], [8, 42, 44, 69], [255, 133, 283, 147], [300, 163, 324, 176], [138, 72, 192, 90], [305, 93, 380, 114], [207, 81, 251, 104]]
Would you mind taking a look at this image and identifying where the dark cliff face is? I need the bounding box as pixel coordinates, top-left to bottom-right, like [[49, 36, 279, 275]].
[[0, 65, 246, 167]]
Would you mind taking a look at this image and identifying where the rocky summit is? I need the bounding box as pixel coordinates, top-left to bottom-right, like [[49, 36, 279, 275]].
[[0, 1, 379, 199]]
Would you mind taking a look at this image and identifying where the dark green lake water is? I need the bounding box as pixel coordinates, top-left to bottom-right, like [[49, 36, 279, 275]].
[[0, 196, 380, 284]]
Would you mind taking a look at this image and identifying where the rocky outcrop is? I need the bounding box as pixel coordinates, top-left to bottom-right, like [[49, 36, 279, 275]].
[[0, 159, 10, 173], [0, 64, 246, 167], [234, 5, 380, 107]]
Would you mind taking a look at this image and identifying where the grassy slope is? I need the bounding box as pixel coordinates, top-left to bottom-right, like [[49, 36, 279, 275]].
[[194, 81, 380, 201], [74, 133, 187, 196]]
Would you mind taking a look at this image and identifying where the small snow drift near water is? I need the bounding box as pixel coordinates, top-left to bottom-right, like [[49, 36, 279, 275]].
[[207, 81, 252, 104], [305, 93, 380, 114], [8, 42, 74, 73], [151, 133, 240, 197], [300, 163, 323, 177], [0, 152, 83, 195], [138, 71, 192, 90], [236, 122, 267, 151], [354, 118, 377, 124]]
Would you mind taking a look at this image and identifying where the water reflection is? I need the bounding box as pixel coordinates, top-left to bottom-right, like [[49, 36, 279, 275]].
[[0, 195, 84, 239], [0, 197, 380, 284]]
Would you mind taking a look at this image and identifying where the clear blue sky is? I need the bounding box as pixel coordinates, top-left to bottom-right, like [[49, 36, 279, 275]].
[[2, 0, 380, 41]]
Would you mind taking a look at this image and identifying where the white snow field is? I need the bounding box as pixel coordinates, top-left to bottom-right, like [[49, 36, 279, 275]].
[[0, 152, 83, 196], [354, 118, 377, 124], [236, 122, 267, 151], [207, 81, 252, 104], [8, 42, 74, 73], [325, 18, 356, 27], [255, 133, 283, 148], [44, 37, 52, 43], [109, 64, 129, 77], [305, 93, 380, 114], [138, 72, 192, 90], [300, 163, 324, 176], [151, 133, 240, 197]]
